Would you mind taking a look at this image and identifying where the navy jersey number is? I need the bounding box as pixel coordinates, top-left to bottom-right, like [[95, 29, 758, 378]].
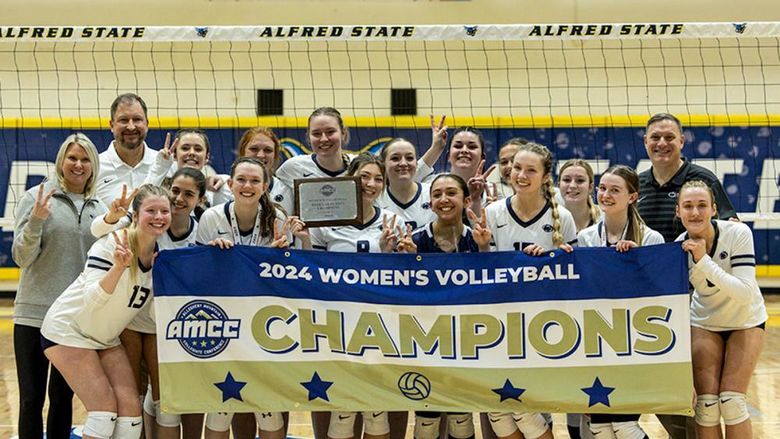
[[513, 242, 534, 251], [357, 240, 370, 253], [128, 285, 151, 309]]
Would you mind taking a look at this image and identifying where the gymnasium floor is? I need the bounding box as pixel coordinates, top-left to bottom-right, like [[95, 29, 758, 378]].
[[1, 296, 778, 438]]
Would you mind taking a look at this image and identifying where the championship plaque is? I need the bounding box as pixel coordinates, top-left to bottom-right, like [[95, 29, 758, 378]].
[[293, 176, 362, 227]]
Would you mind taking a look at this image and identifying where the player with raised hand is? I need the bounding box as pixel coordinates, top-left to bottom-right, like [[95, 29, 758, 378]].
[[90, 184, 138, 237], [676, 180, 766, 439], [12, 133, 106, 439], [467, 158, 496, 208], [91, 168, 207, 439], [40, 184, 172, 439], [415, 114, 449, 182], [144, 129, 231, 209], [417, 124, 494, 212]]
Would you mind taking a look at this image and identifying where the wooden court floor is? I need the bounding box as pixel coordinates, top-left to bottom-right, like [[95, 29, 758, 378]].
[[1, 296, 778, 438]]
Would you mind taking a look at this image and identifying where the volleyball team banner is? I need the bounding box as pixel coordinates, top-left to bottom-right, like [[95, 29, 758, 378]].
[[153, 244, 694, 416]]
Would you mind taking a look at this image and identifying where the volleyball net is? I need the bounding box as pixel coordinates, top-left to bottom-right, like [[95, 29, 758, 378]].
[[1, 22, 780, 277]]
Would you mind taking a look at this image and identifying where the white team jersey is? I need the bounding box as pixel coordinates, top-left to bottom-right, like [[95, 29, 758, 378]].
[[91, 212, 132, 238], [275, 154, 354, 189], [416, 160, 436, 183], [208, 183, 233, 207], [676, 220, 768, 331], [41, 233, 156, 349], [196, 201, 286, 247], [309, 208, 394, 253], [577, 221, 664, 248], [378, 182, 436, 231], [127, 217, 199, 334], [485, 196, 577, 251], [269, 176, 294, 216]]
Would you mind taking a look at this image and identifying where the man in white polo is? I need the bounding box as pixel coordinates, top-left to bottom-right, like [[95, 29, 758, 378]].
[[96, 93, 158, 205]]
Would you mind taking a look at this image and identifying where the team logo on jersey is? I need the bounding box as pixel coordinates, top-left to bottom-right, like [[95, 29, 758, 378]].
[[720, 251, 728, 260], [543, 224, 554, 233], [320, 184, 336, 197], [668, 191, 678, 198], [422, 202, 431, 210], [274, 194, 284, 203], [166, 300, 241, 359]]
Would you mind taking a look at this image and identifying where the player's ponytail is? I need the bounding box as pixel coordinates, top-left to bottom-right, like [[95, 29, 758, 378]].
[[545, 178, 564, 247], [258, 186, 277, 238]]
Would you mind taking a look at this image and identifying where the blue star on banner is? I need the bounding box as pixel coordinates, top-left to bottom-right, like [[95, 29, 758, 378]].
[[492, 379, 526, 402], [581, 377, 615, 407], [301, 371, 333, 402], [214, 372, 247, 402]]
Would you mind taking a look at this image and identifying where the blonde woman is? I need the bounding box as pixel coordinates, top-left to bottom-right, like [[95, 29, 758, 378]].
[[12, 133, 106, 439]]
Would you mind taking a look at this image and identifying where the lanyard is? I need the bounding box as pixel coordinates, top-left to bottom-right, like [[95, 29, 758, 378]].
[[228, 201, 263, 246], [599, 220, 628, 247]]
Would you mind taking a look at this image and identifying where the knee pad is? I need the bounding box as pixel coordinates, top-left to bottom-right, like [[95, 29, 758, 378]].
[[414, 414, 441, 439], [143, 389, 155, 417], [447, 413, 474, 439], [205, 412, 233, 432], [362, 411, 390, 436], [589, 422, 617, 439], [512, 412, 548, 439], [255, 411, 285, 432], [486, 412, 517, 437], [694, 394, 721, 427], [329, 411, 357, 439], [155, 401, 182, 428], [113, 416, 143, 439], [612, 421, 647, 439], [720, 391, 749, 426], [82, 411, 117, 439]]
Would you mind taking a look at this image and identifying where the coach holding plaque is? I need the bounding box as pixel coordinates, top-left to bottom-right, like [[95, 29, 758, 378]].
[[294, 176, 363, 227]]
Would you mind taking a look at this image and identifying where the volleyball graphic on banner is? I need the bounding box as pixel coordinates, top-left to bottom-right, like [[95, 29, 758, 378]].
[[397, 371, 432, 401]]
